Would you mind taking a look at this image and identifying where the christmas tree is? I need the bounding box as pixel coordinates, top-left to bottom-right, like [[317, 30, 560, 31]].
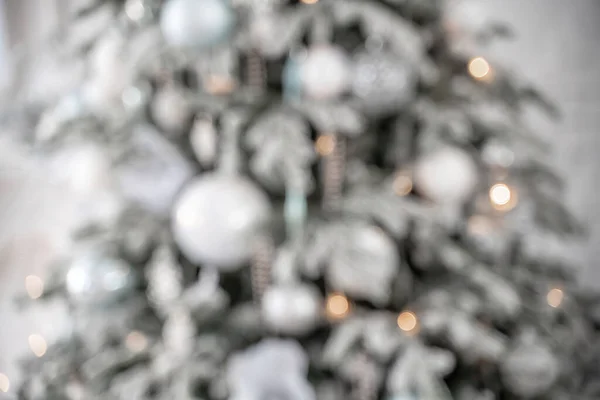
[[3, 0, 600, 398]]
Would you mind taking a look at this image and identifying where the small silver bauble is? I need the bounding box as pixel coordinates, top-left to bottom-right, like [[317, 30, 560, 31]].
[[172, 174, 271, 270], [500, 341, 559, 397], [160, 0, 235, 49], [299, 46, 351, 100], [262, 283, 322, 335], [66, 252, 136, 305], [414, 147, 478, 205], [327, 222, 399, 305], [352, 51, 416, 116]]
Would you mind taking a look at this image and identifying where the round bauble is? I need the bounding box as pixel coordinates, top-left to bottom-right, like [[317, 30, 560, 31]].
[[160, 0, 235, 49], [66, 251, 137, 305], [352, 51, 416, 116], [327, 222, 399, 306], [500, 341, 559, 397], [299, 46, 351, 100], [172, 174, 272, 270], [414, 147, 478, 205], [262, 283, 322, 336]]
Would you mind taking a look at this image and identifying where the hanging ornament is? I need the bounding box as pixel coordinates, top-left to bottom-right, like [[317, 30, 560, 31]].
[[160, 0, 235, 49], [172, 174, 272, 270], [414, 147, 478, 205], [500, 339, 559, 397], [351, 50, 416, 117], [321, 134, 346, 211], [66, 250, 137, 305], [327, 222, 399, 306], [299, 45, 351, 100], [262, 283, 322, 336], [282, 51, 305, 100], [190, 116, 218, 168], [151, 85, 193, 135]]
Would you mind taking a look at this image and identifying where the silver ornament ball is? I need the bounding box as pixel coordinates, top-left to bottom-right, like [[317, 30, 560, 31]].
[[500, 341, 559, 397], [66, 252, 136, 305], [300, 46, 351, 100], [327, 222, 399, 305], [262, 283, 322, 335], [160, 0, 235, 49], [414, 147, 478, 205], [352, 51, 416, 116], [172, 174, 272, 270]]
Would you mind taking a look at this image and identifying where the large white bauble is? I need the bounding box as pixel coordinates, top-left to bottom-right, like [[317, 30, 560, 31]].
[[160, 0, 235, 49], [172, 174, 271, 270], [414, 147, 478, 205], [262, 283, 322, 336], [300, 46, 351, 100]]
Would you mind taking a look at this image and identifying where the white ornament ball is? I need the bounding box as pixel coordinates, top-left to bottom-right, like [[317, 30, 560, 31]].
[[172, 174, 271, 270], [262, 283, 322, 335], [300, 46, 351, 100], [414, 147, 478, 205], [160, 0, 234, 49]]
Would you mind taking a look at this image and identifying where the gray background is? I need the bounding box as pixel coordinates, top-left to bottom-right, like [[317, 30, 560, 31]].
[[0, 0, 598, 390]]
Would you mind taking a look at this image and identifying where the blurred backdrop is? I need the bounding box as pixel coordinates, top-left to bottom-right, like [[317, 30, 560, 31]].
[[0, 0, 598, 389]]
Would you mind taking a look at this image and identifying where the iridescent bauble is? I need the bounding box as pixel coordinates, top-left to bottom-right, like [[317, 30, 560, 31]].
[[160, 0, 235, 49], [262, 283, 322, 336], [351, 51, 416, 116], [500, 341, 559, 397], [66, 251, 136, 305], [299, 46, 351, 100], [414, 147, 478, 205], [172, 174, 272, 270]]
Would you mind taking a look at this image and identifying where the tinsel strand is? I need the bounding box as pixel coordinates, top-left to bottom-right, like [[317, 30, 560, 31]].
[[322, 134, 346, 211], [246, 49, 267, 92], [251, 233, 274, 303]]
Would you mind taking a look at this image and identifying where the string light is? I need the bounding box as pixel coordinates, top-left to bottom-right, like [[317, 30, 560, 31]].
[[397, 311, 419, 335], [468, 57, 491, 80], [315, 134, 336, 157], [393, 172, 413, 196], [489, 183, 517, 211], [547, 288, 564, 308], [25, 275, 44, 300], [203, 75, 237, 95], [301, 0, 319, 4], [326, 293, 350, 320], [0, 373, 9, 393], [28, 334, 47, 358], [125, 331, 149, 353]]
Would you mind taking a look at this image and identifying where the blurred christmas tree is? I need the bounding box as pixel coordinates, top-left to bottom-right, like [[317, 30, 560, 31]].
[[2, 0, 600, 399]]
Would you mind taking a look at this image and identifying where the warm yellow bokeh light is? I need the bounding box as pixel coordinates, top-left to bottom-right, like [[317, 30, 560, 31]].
[[125, 331, 149, 353], [547, 288, 564, 308], [25, 275, 44, 300], [315, 134, 336, 157], [397, 311, 418, 334], [489, 183, 517, 211], [468, 57, 491, 80], [28, 334, 47, 358], [301, 0, 319, 4], [203, 75, 237, 95], [393, 173, 413, 196], [0, 373, 9, 393], [326, 293, 350, 320]]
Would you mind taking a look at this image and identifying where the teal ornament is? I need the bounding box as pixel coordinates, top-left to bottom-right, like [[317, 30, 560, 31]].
[[283, 56, 303, 101], [160, 0, 235, 49], [284, 188, 307, 241]]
